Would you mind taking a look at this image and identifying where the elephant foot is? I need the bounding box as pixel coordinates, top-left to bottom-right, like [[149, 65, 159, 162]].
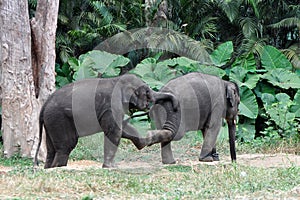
[[162, 158, 176, 164], [132, 138, 148, 150], [199, 156, 214, 162], [145, 130, 173, 146], [212, 153, 219, 161], [102, 162, 117, 168]]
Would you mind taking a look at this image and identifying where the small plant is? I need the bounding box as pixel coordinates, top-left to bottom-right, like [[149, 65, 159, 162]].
[[261, 93, 299, 139], [0, 153, 32, 167]]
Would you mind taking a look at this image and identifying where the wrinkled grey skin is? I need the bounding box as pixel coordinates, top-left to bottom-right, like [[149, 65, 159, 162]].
[[148, 72, 240, 164], [34, 74, 178, 169]]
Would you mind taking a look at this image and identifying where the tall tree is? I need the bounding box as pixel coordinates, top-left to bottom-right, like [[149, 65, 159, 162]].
[[0, 0, 58, 159]]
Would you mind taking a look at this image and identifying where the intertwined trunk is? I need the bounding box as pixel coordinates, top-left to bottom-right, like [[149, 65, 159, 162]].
[[0, 0, 58, 159]]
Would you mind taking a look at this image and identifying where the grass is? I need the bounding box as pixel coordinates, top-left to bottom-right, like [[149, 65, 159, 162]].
[[0, 132, 299, 199], [0, 161, 299, 199]]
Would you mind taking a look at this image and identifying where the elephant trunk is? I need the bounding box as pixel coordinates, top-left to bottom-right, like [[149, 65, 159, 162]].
[[151, 91, 179, 111], [227, 118, 237, 162], [146, 100, 181, 147]]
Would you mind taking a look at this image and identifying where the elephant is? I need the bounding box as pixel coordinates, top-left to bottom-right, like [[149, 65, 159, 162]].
[[34, 74, 178, 169], [147, 72, 240, 164]]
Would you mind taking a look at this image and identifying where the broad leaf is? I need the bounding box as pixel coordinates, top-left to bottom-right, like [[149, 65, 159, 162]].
[[263, 68, 300, 89], [237, 118, 256, 142], [155, 63, 176, 83], [73, 57, 97, 80], [210, 41, 233, 66], [229, 67, 260, 89], [193, 64, 226, 78], [238, 87, 258, 119], [229, 67, 247, 87], [160, 57, 198, 67], [70, 50, 130, 80], [243, 73, 261, 89], [130, 58, 157, 77], [87, 50, 130, 77], [232, 53, 256, 72], [291, 90, 300, 117], [261, 45, 293, 70], [261, 93, 295, 130]]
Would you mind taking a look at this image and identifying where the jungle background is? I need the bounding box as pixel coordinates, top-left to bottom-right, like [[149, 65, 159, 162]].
[[45, 0, 299, 143]]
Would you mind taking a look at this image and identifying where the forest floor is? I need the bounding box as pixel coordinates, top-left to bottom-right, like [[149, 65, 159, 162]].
[[0, 133, 299, 199]]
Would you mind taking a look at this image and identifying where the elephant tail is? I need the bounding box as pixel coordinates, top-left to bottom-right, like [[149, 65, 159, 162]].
[[33, 111, 44, 168]]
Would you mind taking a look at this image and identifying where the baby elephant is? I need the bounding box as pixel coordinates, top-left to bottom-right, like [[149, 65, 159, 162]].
[[34, 74, 178, 169], [149, 72, 240, 164]]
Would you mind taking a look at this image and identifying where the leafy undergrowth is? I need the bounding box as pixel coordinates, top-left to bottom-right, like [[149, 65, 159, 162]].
[[0, 133, 299, 199]]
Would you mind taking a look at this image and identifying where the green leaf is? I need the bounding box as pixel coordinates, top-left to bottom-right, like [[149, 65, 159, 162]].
[[239, 87, 258, 119], [56, 76, 70, 88], [232, 53, 256, 72], [210, 41, 233, 66], [263, 68, 300, 89], [261, 45, 293, 70], [229, 67, 248, 87], [73, 57, 97, 80], [291, 90, 300, 117], [69, 51, 130, 80], [68, 57, 80, 71], [230, 67, 260, 89], [130, 58, 157, 78], [261, 93, 295, 130], [237, 118, 256, 142], [155, 63, 176, 83], [194, 64, 226, 78], [86, 50, 130, 77], [261, 93, 275, 106]]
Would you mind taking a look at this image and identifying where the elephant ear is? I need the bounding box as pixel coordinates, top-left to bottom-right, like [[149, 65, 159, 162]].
[[226, 83, 239, 107]]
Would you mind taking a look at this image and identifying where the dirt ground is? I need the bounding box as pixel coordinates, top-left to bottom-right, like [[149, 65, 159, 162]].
[[44, 153, 300, 171], [0, 153, 298, 173]]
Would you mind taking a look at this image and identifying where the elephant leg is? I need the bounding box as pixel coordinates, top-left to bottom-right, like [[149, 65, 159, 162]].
[[51, 150, 71, 168], [121, 121, 147, 150], [202, 130, 219, 161], [211, 147, 219, 161], [44, 134, 55, 169], [100, 112, 122, 168], [50, 135, 78, 168], [161, 141, 176, 164], [199, 119, 222, 162], [46, 119, 78, 168], [145, 129, 174, 146]]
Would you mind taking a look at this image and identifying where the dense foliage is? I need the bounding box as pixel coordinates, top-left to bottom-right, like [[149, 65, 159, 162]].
[[30, 0, 300, 142]]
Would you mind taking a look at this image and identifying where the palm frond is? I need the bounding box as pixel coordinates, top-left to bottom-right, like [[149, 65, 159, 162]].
[[268, 17, 300, 29], [282, 48, 300, 69], [90, 1, 113, 24], [218, 0, 242, 23], [240, 37, 266, 57], [239, 17, 261, 38]]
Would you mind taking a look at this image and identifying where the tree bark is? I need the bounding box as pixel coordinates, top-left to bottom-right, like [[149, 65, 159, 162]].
[[0, 0, 38, 157], [29, 0, 59, 160], [0, 0, 58, 159]]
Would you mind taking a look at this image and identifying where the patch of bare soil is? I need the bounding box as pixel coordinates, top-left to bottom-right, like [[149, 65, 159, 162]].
[[58, 153, 300, 171], [1, 153, 299, 173]]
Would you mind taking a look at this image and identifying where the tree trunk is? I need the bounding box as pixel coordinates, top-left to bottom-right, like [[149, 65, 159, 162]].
[[0, 0, 58, 160], [30, 0, 59, 160], [0, 0, 37, 157]]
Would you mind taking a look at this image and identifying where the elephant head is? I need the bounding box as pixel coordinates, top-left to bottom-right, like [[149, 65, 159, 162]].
[[225, 81, 240, 120], [129, 85, 179, 111], [225, 81, 240, 161]]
